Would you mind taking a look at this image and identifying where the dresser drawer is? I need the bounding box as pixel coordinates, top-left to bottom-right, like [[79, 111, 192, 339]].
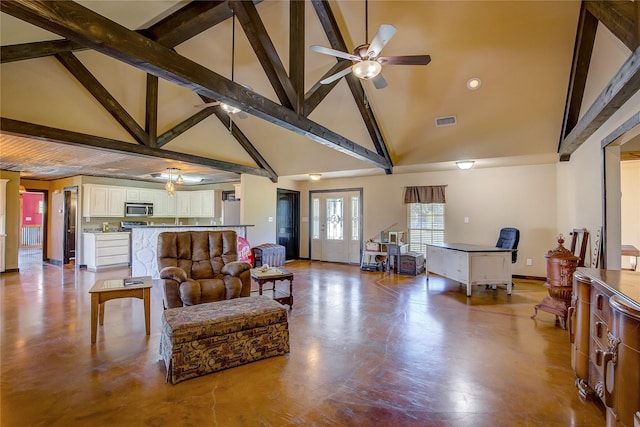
[[590, 311, 610, 349], [591, 286, 612, 323], [96, 254, 129, 266], [97, 246, 129, 257]]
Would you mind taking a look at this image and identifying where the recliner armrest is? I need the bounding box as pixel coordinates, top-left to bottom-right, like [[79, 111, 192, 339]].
[[222, 261, 252, 277], [160, 266, 188, 283]]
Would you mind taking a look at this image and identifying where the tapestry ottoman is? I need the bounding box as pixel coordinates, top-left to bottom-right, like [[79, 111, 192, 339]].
[[160, 295, 290, 384], [252, 243, 286, 267]]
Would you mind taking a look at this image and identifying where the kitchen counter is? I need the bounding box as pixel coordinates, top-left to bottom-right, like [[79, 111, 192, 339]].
[[129, 225, 253, 279]]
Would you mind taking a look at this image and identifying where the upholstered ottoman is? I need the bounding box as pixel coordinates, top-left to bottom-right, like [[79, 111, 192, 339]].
[[252, 243, 286, 267], [160, 296, 290, 384]]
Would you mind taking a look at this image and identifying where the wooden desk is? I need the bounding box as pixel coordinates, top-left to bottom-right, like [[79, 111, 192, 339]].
[[426, 243, 512, 297], [621, 245, 639, 271], [88, 276, 152, 344]]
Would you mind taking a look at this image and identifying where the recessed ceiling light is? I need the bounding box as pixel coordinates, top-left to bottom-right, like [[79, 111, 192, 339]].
[[467, 78, 482, 90], [309, 173, 322, 181]]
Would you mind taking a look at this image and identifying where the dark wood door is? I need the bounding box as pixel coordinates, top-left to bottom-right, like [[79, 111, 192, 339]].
[[63, 187, 77, 264], [276, 189, 299, 260]]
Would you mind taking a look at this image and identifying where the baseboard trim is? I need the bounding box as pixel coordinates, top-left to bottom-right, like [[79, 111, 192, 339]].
[[513, 274, 546, 281]]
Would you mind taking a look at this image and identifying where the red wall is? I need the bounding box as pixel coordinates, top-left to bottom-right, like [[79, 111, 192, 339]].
[[21, 193, 43, 225]]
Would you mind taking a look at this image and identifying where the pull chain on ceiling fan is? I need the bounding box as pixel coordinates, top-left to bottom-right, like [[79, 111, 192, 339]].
[[194, 10, 248, 124], [310, 0, 431, 89]]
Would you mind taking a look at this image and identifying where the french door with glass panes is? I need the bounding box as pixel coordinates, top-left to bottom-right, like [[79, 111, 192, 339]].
[[310, 190, 361, 264]]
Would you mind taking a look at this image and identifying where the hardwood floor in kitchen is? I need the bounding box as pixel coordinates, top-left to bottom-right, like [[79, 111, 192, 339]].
[[1, 260, 605, 426]]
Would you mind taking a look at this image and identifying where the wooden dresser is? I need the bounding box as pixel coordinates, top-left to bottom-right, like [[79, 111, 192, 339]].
[[569, 268, 640, 426]]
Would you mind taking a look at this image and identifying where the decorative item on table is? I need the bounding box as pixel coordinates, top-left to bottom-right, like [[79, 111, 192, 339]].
[[260, 264, 270, 272]]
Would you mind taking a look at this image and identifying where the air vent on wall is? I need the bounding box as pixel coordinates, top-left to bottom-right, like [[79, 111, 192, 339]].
[[435, 115, 457, 127]]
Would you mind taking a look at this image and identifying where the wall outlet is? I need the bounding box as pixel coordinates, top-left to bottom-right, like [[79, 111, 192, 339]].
[[526, 258, 532, 266], [464, 217, 469, 223], [268, 216, 273, 223]]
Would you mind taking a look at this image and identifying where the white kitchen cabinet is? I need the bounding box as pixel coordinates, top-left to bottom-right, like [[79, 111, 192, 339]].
[[83, 184, 126, 217], [126, 188, 140, 202], [83, 232, 130, 271], [176, 192, 191, 216], [181, 190, 216, 218]]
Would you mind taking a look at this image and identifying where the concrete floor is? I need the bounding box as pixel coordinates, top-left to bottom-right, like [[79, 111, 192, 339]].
[[1, 260, 605, 426]]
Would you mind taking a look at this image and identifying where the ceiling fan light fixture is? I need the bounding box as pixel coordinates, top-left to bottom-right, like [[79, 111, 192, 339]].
[[221, 102, 241, 114], [456, 160, 475, 170], [352, 60, 382, 80]]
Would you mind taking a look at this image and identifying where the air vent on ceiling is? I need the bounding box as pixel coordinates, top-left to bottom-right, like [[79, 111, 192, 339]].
[[435, 115, 457, 127]]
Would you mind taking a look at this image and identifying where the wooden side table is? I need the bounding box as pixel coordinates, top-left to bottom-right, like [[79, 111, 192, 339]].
[[88, 276, 152, 343], [621, 245, 640, 271], [250, 268, 294, 307]]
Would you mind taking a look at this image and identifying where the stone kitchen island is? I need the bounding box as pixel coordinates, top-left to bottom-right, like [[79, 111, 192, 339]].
[[130, 225, 253, 279]]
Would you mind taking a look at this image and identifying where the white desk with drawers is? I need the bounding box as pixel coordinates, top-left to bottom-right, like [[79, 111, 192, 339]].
[[426, 243, 513, 296]]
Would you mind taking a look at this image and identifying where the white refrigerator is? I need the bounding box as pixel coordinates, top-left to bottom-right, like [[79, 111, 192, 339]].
[[222, 200, 240, 225]]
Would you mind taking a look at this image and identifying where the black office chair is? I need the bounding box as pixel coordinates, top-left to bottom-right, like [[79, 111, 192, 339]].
[[496, 227, 520, 263], [488, 227, 520, 291]]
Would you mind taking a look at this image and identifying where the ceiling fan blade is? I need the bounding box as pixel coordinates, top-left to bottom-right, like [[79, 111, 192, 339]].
[[193, 101, 220, 108], [320, 65, 354, 85], [371, 73, 388, 90], [377, 55, 432, 66], [310, 45, 361, 61], [367, 24, 397, 58]]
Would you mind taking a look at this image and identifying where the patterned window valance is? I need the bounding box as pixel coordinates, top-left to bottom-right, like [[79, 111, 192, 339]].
[[403, 185, 447, 204]]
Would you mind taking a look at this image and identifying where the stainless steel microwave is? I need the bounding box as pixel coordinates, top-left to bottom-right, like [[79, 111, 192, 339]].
[[125, 202, 153, 217]]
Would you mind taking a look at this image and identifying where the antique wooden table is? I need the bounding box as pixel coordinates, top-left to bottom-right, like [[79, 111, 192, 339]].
[[88, 276, 152, 343], [250, 268, 294, 308]]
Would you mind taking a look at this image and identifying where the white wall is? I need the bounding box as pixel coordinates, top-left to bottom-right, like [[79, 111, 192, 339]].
[[246, 163, 557, 277]]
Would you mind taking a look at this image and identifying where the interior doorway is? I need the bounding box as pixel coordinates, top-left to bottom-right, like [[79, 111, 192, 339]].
[[602, 115, 640, 269], [276, 188, 300, 260], [63, 186, 78, 265], [18, 188, 48, 268], [309, 189, 362, 264]]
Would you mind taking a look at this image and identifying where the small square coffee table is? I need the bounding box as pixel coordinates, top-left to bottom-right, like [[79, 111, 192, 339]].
[[88, 276, 152, 343], [250, 267, 294, 308]]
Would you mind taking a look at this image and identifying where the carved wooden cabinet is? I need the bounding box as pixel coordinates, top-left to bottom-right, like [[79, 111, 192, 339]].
[[569, 268, 640, 426]]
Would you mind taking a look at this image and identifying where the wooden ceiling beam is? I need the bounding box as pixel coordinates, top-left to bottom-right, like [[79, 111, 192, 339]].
[[142, 1, 228, 48], [211, 108, 279, 183], [304, 60, 353, 115], [2, 0, 390, 170], [1, 39, 85, 63], [145, 74, 159, 148], [55, 51, 149, 146], [585, 1, 639, 51], [157, 107, 217, 148], [289, 0, 305, 115], [0, 117, 270, 177], [559, 45, 640, 160], [229, 0, 297, 110], [558, 3, 598, 143]]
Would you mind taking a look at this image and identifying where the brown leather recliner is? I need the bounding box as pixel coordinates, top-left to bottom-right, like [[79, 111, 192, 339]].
[[157, 230, 252, 309]]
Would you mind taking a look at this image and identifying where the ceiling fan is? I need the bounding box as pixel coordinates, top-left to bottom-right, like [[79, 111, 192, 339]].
[[310, 2, 431, 89], [194, 11, 248, 119]]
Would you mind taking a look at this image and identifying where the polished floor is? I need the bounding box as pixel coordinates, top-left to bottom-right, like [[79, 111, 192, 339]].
[[1, 259, 605, 426]]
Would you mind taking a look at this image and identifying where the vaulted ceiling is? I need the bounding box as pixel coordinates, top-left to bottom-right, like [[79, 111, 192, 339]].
[[1, 1, 638, 184]]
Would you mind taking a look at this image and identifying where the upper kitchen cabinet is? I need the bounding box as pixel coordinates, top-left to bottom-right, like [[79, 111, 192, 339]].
[[176, 190, 217, 218], [83, 184, 125, 218]]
